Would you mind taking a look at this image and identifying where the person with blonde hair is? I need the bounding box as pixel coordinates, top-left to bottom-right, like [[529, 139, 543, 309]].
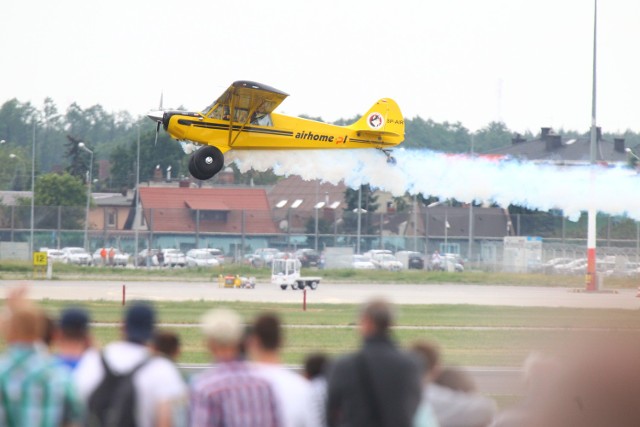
[[190, 308, 280, 427]]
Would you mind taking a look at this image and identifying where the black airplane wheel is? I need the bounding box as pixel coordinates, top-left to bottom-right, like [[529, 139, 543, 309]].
[[188, 155, 210, 181], [191, 146, 224, 180]]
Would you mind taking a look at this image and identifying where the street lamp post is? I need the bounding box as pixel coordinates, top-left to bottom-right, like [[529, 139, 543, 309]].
[[427, 200, 450, 253], [314, 202, 325, 252], [356, 186, 362, 254], [468, 135, 475, 262], [134, 127, 140, 267], [78, 142, 94, 251], [30, 123, 35, 255], [8, 154, 20, 190], [2, 137, 33, 253], [413, 194, 418, 251], [444, 204, 449, 252]]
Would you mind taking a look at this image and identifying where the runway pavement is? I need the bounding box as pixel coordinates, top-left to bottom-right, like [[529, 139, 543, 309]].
[[3, 278, 635, 395], [1, 279, 639, 309]]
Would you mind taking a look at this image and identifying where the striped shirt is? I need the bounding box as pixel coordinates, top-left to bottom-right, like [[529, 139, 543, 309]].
[[0, 344, 83, 427], [190, 360, 280, 427]]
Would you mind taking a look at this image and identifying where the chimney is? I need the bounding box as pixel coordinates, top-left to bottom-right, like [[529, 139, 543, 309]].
[[153, 165, 162, 182], [511, 133, 526, 145], [540, 127, 552, 139], [545, 134, 562, 151], [614, 138, 625, 153]]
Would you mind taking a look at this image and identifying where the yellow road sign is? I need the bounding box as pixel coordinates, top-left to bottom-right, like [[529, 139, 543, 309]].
[[33, 251, 47, 266]]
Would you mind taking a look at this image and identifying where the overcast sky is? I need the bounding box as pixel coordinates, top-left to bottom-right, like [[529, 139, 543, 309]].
[[1, 0, 638, 133]]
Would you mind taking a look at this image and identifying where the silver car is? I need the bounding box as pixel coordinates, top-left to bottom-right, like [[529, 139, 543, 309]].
[[162, 249, 186, 267], [62, 247, 92, 266], [185, 249, 220, 268]]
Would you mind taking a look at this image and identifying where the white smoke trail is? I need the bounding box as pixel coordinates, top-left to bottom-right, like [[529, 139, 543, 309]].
[[229, 148, 640, 221]]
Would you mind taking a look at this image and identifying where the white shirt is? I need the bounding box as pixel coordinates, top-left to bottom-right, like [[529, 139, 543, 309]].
[[253, 363, 320, 427], [427, 383, 497, 427], [74, 341, 188, 427]]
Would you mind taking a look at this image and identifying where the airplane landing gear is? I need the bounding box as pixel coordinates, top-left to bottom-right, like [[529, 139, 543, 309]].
[[380, 149, 396, 164], [189, 146, 224, 180]]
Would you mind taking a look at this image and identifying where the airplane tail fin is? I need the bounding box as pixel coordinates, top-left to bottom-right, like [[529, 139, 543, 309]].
[[348, 98, 404, 140]]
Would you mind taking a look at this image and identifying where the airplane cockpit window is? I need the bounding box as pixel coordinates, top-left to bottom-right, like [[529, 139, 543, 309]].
[[234, 108, 248, 123], [208, 105, 227, 120], [251, 112, 273, 127], [206, 105, 271, 125]]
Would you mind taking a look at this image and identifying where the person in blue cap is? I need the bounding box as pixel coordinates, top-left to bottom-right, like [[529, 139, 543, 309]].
[[54, 306, 92, 370]]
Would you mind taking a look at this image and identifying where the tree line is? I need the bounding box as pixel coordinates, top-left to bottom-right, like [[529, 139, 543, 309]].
[[1, 96, 639, 200]]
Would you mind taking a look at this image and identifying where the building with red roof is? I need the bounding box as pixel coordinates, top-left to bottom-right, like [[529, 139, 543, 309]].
[[138, 187, 278, 234]]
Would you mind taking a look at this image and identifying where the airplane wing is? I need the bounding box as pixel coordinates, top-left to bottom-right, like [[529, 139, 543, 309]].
[[214, 81, 289, 115]]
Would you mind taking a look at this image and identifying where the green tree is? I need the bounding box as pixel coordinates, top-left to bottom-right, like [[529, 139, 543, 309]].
[[109, 126, 186, 190], [31, 172, 87, 228], [343, 184, 379, 234], [35, 172, 86, 206], [404, 117, 471, 152], [473, 121, 513, 152], [0, 99, 37, 145], [65, 135, 92, 180], [304, 216, 333, 249]]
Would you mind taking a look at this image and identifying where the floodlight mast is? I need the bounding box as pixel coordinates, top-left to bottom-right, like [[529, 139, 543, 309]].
[[78, 142, 94, 251], [586, 0, 598, 292]]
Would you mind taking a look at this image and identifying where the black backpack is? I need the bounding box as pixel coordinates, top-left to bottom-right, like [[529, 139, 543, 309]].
[[87, 353, 152, 427]]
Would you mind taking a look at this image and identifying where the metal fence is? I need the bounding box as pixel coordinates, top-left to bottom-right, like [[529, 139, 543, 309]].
[[1, 205, 640, 274]]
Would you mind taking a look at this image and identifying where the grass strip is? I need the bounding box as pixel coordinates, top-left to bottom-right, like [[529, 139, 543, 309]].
[[20, 300, 639, 367], [3, 260, 639, 288]]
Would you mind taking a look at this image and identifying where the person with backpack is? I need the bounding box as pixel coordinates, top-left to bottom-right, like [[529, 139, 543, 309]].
[[74, 302, 188, 427]]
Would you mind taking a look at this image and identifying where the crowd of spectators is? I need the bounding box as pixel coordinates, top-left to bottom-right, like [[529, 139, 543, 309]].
[[1, 286, 638, 427]]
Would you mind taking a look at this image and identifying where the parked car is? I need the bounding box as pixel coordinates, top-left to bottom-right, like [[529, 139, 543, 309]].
[[41, 248, 65, 263], [243, 253, 262, 267], [295, 249, 320, 268], [203, 248, 225, 264], [396, 251, 425, 270], [253, 248, 279, 266], [92, 248, 130, 266], [536, 257, 573, 274], [372, 253, 403, 271], [554, 258, 587, 275], [185, 249, 220, 268], [363, 249, 393, 261], [62, 247, 92, 266], [430, 253, 464, 272], [162, 249, 186, 267], [137, 248, 160, 267], [352, 254, 376, 270], [443, 253, 464, 272]]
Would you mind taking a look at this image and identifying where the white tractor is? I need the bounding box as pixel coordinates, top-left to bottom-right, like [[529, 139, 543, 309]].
[[271, 258, 321, 290]]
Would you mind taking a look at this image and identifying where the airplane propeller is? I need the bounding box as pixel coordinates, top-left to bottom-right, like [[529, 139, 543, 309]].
[[146, 92, 164, 146]]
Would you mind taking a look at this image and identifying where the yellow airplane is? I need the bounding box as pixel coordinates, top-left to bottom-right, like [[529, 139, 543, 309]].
[[147, 81, 404, 180]]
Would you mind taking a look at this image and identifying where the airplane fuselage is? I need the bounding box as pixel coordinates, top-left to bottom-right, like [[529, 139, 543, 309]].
[[161, 111, 404, 153]]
